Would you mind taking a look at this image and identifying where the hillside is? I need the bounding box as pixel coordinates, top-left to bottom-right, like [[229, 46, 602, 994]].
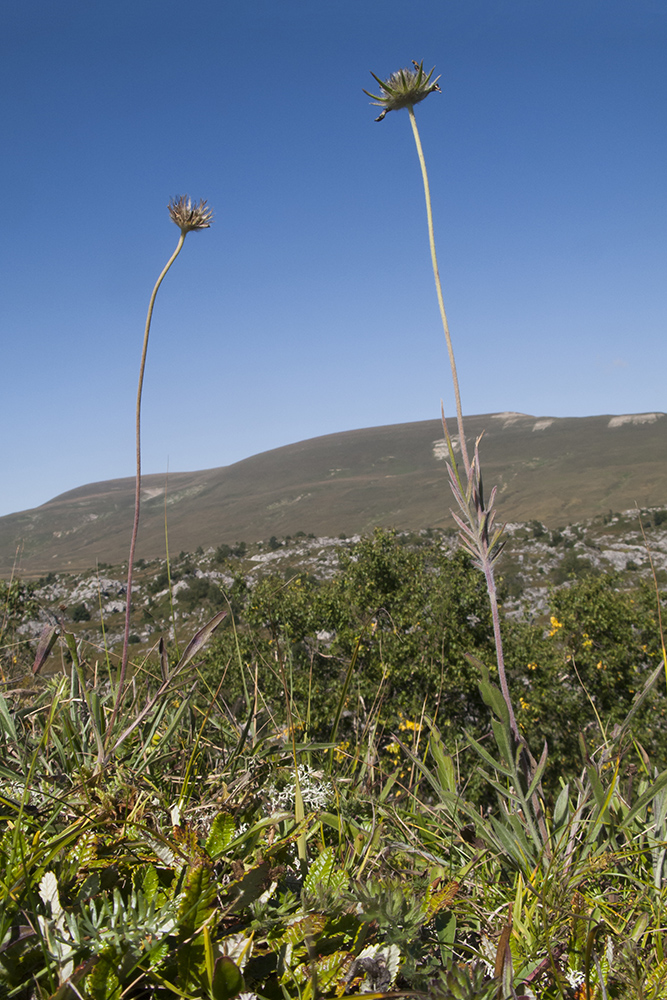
[[2, 411, 666, 575]]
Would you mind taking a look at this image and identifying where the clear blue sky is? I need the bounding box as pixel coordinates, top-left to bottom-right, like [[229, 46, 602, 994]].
[[2, 0, 666, 517]]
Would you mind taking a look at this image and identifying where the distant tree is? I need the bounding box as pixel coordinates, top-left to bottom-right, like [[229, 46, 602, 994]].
[[148, 568, 181, 594], [177, 577, 224, 612], [550, 550, 595, 585]]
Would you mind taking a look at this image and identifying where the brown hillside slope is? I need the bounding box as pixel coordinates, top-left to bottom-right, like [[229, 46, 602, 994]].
[[2, 412, 665, 575]]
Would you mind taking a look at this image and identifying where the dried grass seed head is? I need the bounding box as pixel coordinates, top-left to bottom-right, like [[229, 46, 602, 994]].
[[168, 196, 213, 233], [364, 60, 441, 121]]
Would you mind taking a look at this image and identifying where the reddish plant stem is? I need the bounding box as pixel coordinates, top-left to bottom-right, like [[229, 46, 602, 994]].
[[104, 231, 187, 747]]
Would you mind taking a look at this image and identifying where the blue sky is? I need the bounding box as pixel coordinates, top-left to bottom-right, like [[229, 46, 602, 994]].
[[1, 0, 666, 517]]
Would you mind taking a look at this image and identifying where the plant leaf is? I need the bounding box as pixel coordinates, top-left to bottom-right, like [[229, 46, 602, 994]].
[[32, 623, 58, 675], [175, 610, 228, 671], [206, 813, 236, 859], [211, 956, 244, 1000]]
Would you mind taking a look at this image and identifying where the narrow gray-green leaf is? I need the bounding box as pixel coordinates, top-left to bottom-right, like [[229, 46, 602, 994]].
[[175, 609, 227, 671]]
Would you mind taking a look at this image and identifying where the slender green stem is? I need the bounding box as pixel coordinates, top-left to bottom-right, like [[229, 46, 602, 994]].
[[408, 105, 470, 477], [106, 231, 187, 747]]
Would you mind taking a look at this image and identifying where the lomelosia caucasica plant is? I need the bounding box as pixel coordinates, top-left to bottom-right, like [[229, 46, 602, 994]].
[[365, 62, 516, 741], [365, 59, 667, 998], [108, 196, 216, 744]]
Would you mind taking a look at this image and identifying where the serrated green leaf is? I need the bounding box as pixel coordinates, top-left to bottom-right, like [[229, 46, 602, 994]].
[[86, 953, 121, 1000], [206, 813, 236, 859], [304, 847, 336, 893], [282, 912, 327, 944], [149, 939, 170, 970], [321, 951, 353, 989], [142, 864, 159, 904], [177, 862, 214, 938]]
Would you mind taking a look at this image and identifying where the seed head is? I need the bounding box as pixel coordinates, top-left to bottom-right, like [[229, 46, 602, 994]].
[[168, 196, 213, 234], [364, 60, 441, 121]]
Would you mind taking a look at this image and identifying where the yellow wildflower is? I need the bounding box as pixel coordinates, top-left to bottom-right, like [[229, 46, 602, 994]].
[[548, 616, 563, 638]]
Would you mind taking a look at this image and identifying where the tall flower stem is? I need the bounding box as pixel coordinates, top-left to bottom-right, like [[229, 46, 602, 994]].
[[409, 113, 518, 737], [408, 105, 470, 478], [102, 196, 212, 750], [401, 93, 518, 739], [367, 60, 522, 742], [105, 232, 187, 744]]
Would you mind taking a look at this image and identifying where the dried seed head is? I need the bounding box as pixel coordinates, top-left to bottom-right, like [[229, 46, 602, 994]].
[[168, 196, 213, 233], [364, 60, 441, 121]]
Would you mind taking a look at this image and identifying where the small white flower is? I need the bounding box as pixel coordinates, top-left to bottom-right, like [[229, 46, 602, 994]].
[[565, 968, 585, 989], [267, 765, 333, 813]]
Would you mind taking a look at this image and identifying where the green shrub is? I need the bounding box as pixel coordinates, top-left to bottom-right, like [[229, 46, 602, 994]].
[[549, 549, 595, 584], [177, 576, 225, 612]]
